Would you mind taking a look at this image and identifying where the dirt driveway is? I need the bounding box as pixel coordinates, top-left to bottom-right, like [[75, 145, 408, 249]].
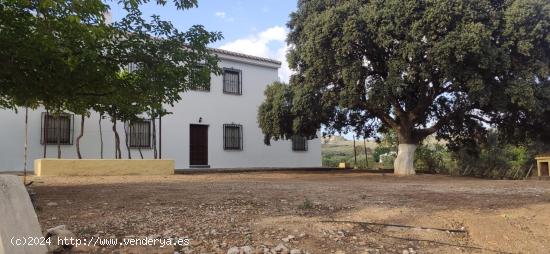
[[30, 171, 550, 253]]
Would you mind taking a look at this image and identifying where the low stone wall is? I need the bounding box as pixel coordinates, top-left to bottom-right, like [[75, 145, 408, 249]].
[[0, 175, 47, 254], [34, 159, 174, 176]]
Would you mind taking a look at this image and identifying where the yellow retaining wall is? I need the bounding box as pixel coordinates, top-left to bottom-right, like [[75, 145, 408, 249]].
[[34, 159, 174, 176]]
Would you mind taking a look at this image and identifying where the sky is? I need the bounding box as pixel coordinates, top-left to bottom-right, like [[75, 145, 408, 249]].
[[109, 0, 297, 82]]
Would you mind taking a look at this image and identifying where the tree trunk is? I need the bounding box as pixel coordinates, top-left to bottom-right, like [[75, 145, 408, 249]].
[[394, 144, 417, 175], [76, 115, 85, 159], [43, 110, 48, 158], [159, 114, 162, 159], [56, 116, 61, 159], [138, 147, 144, 159], [353, 135, 357, 168], [112, 116, 121, 159], [99, 115, 104, 159], [363, 138, 368, 168], [124, 121, 131, 159], [152, 118, 157, 159], [24, 108, 29, 184]]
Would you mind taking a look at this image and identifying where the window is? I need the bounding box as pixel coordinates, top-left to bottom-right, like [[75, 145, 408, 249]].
[[223, 68, 242, 95], [125, 62, 140, 73], [41, 113, 73, 145], [292, 135, 308, 151], [127, 120, 152, 148], [223, 124, 243, 150], [190, 64, 211, 92]]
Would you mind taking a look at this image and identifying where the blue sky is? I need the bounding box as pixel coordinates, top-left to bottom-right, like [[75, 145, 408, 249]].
[[109, 0, 297, 82]]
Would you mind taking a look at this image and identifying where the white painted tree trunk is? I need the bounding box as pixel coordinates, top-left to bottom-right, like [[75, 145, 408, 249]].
[[394, 144, 417, 175]]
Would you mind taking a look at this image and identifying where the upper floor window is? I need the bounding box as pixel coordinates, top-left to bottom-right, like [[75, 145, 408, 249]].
[[190, 64, 211, 92], [223, 124, 243, 150], [125, 62, 140, 73], [41, 113, 73, 145], [223, 68, 242, 95], [127, 120, 152, 148], [291, 135, 308, 151]]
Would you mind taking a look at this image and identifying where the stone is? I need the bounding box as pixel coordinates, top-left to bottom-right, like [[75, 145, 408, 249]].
[[273, 243, 289, 254], [290, 249, 302, 254], [0, 175, 48, 254], [282, 235, 295, 242], [47, 201, 58, 206], [241, 245, 254, 254], [45, 225, 77, 253], [227, 246, 240, 254]]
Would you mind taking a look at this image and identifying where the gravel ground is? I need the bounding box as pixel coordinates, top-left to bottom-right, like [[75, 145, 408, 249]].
[[29, 171, 550, 253]]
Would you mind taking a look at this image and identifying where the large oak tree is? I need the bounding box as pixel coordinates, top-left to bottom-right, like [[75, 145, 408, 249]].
[[258, 0, 550, 175]]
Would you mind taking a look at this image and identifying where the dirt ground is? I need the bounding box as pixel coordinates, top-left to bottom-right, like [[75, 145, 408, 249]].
[[29, 171, 550, 254]]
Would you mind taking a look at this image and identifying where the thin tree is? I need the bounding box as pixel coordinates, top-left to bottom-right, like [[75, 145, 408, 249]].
[[99, 114, 104, 159], [43, 110, 48, 158], [76, 114, 85, 159], [23, 107, 28, 184], [363, 138, 368, 168], [123, 121, 132, 159]]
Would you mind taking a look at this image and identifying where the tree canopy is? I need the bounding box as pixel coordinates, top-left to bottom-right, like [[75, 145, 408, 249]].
[[257, 0, 550, 175], [1, 0, 222, 159], [0, 0, 221, 113]]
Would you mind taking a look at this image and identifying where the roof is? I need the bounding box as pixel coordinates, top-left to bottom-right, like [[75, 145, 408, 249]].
[[210, 47, 282, 66]]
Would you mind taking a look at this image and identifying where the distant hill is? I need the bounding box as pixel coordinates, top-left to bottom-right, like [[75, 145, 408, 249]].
[[321, 135, 380, 168], [321, 135, 348, 144]]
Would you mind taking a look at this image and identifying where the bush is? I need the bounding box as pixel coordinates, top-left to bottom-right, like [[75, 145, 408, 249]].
[[452, 131, 539, 179], [415, 143, 454, 174]]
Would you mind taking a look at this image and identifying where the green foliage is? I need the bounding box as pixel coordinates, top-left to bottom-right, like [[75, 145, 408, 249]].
[[415, 143, 455, 174], [452, 130, 543, 179], [257, 82, 295, 145], [0, 0, 221, 121], [321, 136, 379, 168], [258, 0, 550, 168]]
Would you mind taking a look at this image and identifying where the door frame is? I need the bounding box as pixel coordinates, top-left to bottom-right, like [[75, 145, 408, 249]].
[[189, 124, 210, 168]]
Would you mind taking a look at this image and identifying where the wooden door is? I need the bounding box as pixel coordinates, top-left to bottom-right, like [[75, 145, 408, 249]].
[[190, 125, 208, 166]]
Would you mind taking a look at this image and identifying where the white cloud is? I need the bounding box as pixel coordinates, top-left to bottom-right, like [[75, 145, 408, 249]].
[[215, 11, 234, 22], [219, 26, 292, 82]]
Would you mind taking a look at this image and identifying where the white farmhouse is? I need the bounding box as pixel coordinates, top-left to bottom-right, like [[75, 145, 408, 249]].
[[0, 49, 321, 172]]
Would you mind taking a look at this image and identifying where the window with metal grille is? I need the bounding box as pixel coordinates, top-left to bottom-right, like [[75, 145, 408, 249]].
[[223, 124, 243, 150], [125, 62, 140, 73], [41, 113, 73, 145], [128, 120, 152, 148], [223, 68, 242, 95], [190, 64, 211, 92], [292, 135, 308, 151]]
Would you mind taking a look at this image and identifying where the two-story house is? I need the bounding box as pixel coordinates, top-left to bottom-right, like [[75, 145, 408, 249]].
[[0, 48, 321, 171]]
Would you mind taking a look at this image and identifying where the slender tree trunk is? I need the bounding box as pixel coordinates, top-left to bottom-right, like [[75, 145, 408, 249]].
[[112, 116, 121, 159], [138, 147, 144, 159], [76, 115, 85, 159], [24, 108, 28, 184], [124, 121, 131, 159], [363, 138, 368, 168], [159, 114, 162, 159], [99, 115, 104, 159], [353, 135, 357, 168], [56, 116, 61, 159], [43, 110, 48, 158], [152, 118, 157, 159]]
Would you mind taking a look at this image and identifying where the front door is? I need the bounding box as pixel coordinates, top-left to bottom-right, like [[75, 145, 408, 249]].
[[189, 124, 208, 166]]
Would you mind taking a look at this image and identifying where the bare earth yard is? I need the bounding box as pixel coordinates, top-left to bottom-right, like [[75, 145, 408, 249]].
[[30, 171, 550, 254]]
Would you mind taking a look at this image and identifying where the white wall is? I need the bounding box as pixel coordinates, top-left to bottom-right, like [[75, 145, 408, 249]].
[[0, 54, 321, 171]]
